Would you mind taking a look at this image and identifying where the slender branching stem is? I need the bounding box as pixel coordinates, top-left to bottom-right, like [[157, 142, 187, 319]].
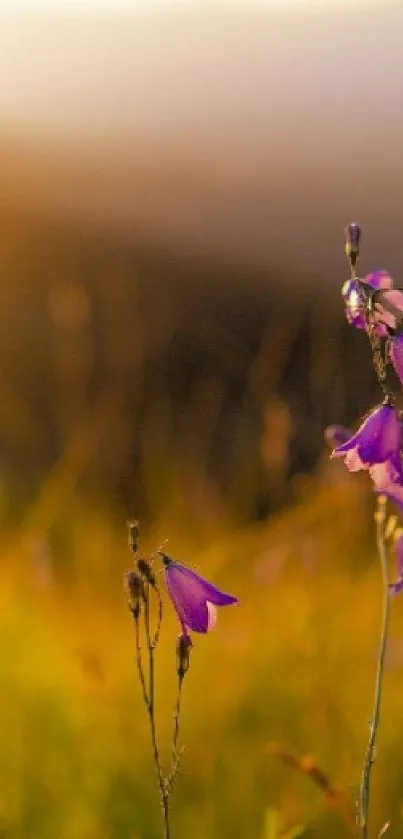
[[359, 501, 391, 839], [143, 585, 171, 839], [152, 587, 163, 649], [168, 675, 184, 792], [128, 539, 188, 839], [134, 615, 150, 710]]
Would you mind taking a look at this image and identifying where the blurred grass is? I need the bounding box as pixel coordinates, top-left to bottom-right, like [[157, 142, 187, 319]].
[[0, 205, 401, 837], [0, 477, 402, 838]]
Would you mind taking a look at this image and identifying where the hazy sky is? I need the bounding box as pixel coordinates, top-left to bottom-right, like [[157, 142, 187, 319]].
[[0, 1, 402, 282]]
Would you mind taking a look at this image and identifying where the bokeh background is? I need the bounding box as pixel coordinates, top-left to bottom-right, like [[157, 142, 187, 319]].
[[1, 1, 403, 837]]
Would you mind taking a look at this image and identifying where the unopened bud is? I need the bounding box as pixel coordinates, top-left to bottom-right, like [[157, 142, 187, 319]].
[[127, 520, 140, 554], [393, 526, 403, 543], [344, 222, 361, 267], [324, 424, 351, 449], [176, 633, 192, 680], [137, 557, 157, 587], [385, 515, 398, 541], [375, 494, 387, 525], [125, 570, 144, 619]]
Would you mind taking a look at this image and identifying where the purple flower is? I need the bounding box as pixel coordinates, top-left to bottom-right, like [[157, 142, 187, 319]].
[[341, 279, 367, 329], [364, 269, 393, 292], [161, 553, 237, 634], [341, 270, 393, 333], [344, 222, 361, 265], [331, 402, 403, 480], [370, 461, 403, 504], [324, 424, 351, 449]]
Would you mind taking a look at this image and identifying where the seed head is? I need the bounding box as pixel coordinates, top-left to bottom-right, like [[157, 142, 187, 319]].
[[137, 557, 157, 587], [344, 222, 361, 268], [176, 632, 192, 680], [124, 570, 144, 619], [127, 520, 140, 554]]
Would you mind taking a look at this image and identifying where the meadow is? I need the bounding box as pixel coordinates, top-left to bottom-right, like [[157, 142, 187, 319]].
[[0, 469, 401, 839], [0, 208, 401, 839]]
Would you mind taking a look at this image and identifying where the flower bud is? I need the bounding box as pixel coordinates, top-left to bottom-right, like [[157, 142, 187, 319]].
[[127, 520, 140, 554], [137, 557, 157, 587], [124, 570, 144, 619], [375, 494, 387, 525], [324, 424, 351, 449], [344, 222, 361, 267], [176, 632, 192, 680], [341, 278, 366, 329]]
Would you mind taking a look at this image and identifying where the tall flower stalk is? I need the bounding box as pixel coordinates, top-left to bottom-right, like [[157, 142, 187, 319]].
[[124, 522, 237, 839], [330, 224, 403, 837], [125, 526, 172, 839], [359, 496, 391, 839]]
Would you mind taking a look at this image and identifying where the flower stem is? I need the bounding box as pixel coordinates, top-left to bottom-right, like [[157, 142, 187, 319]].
[[134, 616, 149, 710], [168, 675, 184, 792], [143, 585, 171, 839], [359, 500, 391, 839]]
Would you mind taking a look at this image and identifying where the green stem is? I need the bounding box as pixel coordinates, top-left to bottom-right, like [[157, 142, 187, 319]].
[[359, 504, 391, 839]]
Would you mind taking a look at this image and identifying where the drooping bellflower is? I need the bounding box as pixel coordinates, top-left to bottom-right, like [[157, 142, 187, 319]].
[[331, 401, 403, 482], [160, 553, 237, 634], [342, 270, 393, 333]]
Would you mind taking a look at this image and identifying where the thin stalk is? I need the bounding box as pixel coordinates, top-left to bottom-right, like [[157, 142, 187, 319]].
[[152, 587, 163, 649], [134, 616, 149, 710], [144, 586, 171, 839], [359, 503, 391, 839], [168, 676, 184, 792]]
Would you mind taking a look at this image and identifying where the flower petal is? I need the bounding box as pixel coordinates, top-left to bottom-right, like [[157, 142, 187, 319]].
[[207, 601, 217, 631], [165, 565, 210, 632], [356, 406, 393, 462], [332, 405, 401, 470], [364, 270, 393, 291], [344, 448, 365, 472], [332, 406, 385, 456], [324, 425, 351, 448], [370, 462, 403, 506], [166, 561, 237, 607], [388, 451, 403, 484], [391, 578, 403, 595], [162, 557, 237, 633], [196, 577, 238, 607]]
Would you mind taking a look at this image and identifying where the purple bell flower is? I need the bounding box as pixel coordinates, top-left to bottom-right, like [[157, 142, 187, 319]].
[[364, 269, 393, 292], [161, 553, 238, 634], [331, 402, 403, 480], [324, 424, 351, 449], [370, 460, 403, 504], [341, 279, 367, 329], [341, 270, 393, 334]]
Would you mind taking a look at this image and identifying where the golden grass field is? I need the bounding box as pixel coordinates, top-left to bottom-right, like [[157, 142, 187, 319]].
[[1, 468, 402, 839], [0, 205, 400, 838]]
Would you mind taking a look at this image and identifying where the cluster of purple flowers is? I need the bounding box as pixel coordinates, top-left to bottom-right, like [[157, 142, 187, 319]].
[[332, 254, 403, 590]]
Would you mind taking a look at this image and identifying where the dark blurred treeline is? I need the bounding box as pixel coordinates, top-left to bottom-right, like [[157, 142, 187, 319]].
[[0, 202, 380, 529]]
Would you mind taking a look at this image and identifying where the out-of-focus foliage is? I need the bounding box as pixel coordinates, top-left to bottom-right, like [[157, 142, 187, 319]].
[[0, 205, 402, 838], [0, 477, 403, 839]]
